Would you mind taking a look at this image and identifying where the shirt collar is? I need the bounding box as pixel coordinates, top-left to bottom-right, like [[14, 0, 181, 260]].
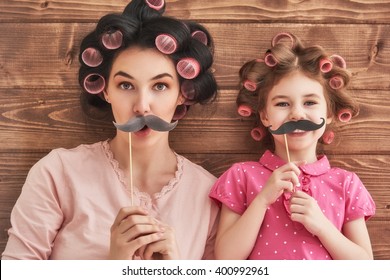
[[259, 150, 331, 176]]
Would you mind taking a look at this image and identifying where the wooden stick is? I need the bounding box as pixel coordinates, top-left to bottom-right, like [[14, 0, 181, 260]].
[[284, 134, 291, 163], [128, 132, 134, 206]]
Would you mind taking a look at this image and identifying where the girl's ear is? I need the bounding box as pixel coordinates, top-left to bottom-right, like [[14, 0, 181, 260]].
[[260, 110, 270, 127]]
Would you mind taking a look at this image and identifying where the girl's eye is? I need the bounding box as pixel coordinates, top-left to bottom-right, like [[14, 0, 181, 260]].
[[154, 83, 168, 91], [276, 102, 289, 107], [305, 101, 317, 106], [119, 82, 133, 90]]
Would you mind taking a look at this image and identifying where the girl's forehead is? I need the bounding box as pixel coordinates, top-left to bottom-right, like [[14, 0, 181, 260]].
[[269, 71, 324, 97]]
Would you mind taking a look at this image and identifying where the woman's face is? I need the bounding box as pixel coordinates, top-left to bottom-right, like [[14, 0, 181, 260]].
[[104, 46, 183, 141], [260, 71, 332, 160]]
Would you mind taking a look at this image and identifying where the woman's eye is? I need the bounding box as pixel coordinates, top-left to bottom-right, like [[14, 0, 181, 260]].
[[119, 82, 133, 90], [154, 83, 168, 91]]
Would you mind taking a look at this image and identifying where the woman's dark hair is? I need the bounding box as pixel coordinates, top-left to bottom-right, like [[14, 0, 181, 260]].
[[78, 0, 218, 120]]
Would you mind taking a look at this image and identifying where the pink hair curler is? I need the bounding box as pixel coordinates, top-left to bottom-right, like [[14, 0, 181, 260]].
[[155, 34, 178, 54], [329, 75, 344, 89], [251, 127, 266, 141], [84, 73, 105, 94], [191, 30, 208, 45], [172, 104, 187, 120], [330, 54, 347, 69], [181, 80, 196, 100], [322, 130, 335, 144], [237, 105, 253, 117], [145, 0, 165, 11], [271, 32, 294, 48], [319, 58, 333, 73], [176, 58, 200, 79], [81, 47, 103, 67], [102, 30, 123, 50], [338, 109, 352, 122], [243, 79, 257, 91], [264, 53, 278, 67]]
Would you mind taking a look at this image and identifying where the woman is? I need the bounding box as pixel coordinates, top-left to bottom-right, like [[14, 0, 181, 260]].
[[2, 0, 219, 260]]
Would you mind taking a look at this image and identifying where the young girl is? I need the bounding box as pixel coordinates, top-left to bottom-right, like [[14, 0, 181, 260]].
[[209, 32, 375, 260], [2, 0, 219, 260]]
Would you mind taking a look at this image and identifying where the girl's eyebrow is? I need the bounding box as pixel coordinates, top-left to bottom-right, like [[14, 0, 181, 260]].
[[271, 93, 322, 100], [113, 71, 173, 80]]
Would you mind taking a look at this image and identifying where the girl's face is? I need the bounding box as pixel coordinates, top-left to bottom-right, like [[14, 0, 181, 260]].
[[260, 71, 332, 161], [104, 46, 183, 144]]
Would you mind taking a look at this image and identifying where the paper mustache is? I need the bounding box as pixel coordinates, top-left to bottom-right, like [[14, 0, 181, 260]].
[[268, 118, 325, 135], [113, 115, 178, 132]]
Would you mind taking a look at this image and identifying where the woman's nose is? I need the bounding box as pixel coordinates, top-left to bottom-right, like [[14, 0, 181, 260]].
[[133, 92, 151, 115]]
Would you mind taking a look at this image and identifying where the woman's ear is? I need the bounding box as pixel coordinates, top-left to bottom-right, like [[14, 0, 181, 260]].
[[177, 93, 185, 105], [103, 90, 110, 103]]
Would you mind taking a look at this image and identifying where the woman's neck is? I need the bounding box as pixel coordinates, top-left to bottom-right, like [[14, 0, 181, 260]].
[[109, 134, 178, 195]]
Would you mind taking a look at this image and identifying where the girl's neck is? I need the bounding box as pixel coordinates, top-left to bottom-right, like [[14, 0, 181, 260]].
[[274, 145, 318, 164]]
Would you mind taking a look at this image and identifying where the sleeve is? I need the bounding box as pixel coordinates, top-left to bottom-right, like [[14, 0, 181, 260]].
[[344, 172, 376, 223], [201, 200, 220, 260], [209, 163, 249, 215], [1, 151, 65, 260]]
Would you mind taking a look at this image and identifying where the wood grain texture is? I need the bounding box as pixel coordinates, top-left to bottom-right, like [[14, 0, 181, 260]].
[[0, 23, 389, 90], [1, 0, 390, 23], [0, 0, 389, 259]]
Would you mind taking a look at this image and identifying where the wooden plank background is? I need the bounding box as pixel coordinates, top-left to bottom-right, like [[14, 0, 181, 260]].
[[0, 0, 389, 259]]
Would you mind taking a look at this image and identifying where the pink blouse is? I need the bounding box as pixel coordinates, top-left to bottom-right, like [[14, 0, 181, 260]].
[[209, 150, 375, 260], [2, 140, 219, 260]]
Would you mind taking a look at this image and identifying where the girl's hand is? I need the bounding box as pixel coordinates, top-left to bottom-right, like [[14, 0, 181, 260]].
[[109, 206, 164, 260], [136, 222, 180, 260], [258, 161, 304, 206], [289, 190, 328, 235]]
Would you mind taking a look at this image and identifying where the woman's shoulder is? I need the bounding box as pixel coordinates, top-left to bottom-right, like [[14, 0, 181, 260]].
[[177, 154, 217, 182], [34, 140, 108, 170]]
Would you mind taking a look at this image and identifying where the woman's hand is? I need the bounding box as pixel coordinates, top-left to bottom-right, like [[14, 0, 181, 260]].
[[109, 206, 165, 260], [136, 222, 180, 260]]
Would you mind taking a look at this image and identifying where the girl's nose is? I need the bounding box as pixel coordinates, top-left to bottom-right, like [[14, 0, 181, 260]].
[[289, 105, 305, 120]]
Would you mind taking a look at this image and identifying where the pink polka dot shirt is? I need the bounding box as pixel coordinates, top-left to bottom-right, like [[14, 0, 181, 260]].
[[209, 150, 375, 260]]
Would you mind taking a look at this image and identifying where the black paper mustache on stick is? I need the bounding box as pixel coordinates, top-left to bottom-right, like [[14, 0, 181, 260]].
[[113, 115, 178, 132], [268, 118, 325, 135]]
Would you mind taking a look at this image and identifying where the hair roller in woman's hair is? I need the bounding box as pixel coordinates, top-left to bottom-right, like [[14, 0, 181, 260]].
[[322, 130, 335, 145], [191, 30, 208, 45], [319, 58, 333, 73], [145, 0, 165, 11], [176, 58, 200, 79], [172, 104, 187, 120], [329, 75, 344, 89], [271, 32, 294, 48], [81, 47, 103, 67], [181, 80, 196, 100], [101, 30, 123, 50], [330, 54, 347, 69], [251, 127, 266, 141], [264, 53, 278, 67], [84, 73, 106, 94], [338, 109, 352, 122], [155, 34, 178, 54], [237, 105, 253, 117]]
